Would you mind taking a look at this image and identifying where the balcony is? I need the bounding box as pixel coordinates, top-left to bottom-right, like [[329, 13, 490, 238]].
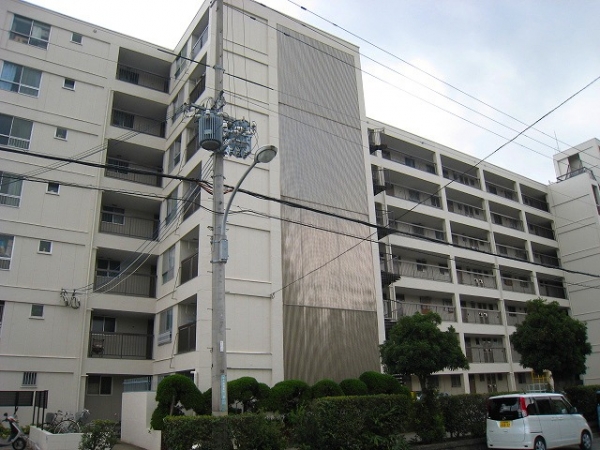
[[528, 223, 555, 240], [506, 311, 527, 327], [180, 253, 199, 285], [88, 331, 153, 359], [385, 218, 445, 242], [105, 158, 162, 187], [532, 252, 560, 268], [185, 132, 199, 163], [94, 273, 156, 297], [112, 109, 165, 138], [538, 280, 567, 299], [466, 345, 507, 363], [522, 193, 549, 212], [188, 75, 206, 104], [99, 214, 159, 240], [443, 167, 481, 189], [191, 26, 209, 59], [486, 181, 517, 201], [461, 307, 502, 325], [452, 233, 492, 252], [382, 148, 437, 174], [391, 259, 452, 283], [500, 275, 535, 294], [177, 322, 196, 354], [496, 243, 528, 261], [116, 64, 169, 93], [447, 200, 486, 221], [456, 270, 497, 289], [396, 301, 456, 322], [491, 212, 524, 231], [385, 183, 441, 209]]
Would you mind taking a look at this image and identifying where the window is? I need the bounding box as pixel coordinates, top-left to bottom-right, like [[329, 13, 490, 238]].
[[162, 245, 175, 283], [96, 259, 120, 278], [168, 138, 182, 172], [517, 373, 527, 384], [87, 375, 112, 395], [112, 110, 134, 129], [498, 245, 508, 255], [38, 240, 52, 253], [405, 157, 415, 168], [46, 182, 59, 194], [416, 259, 426, 272], [0, 171, 23, 206], [165, 191, 177, 224], [174, 48, 187, 78], [55, 127, 67, 139], [171, 90, 184, 122], [10, 15, 51, 49], [0, 114, 33, 149], [0, 61, 42, 96], [92, 316, 116, 333], [158, 308, 173, 344], [438, 264, 449, 275], [451, 374, 461, 387], [107, 158, 129, 175], [408, 189, 420, 202], [71, 32, 83, 44], [63, 78, 75, 90], [30, 304, 44, 318], [101, 206, 125, 225], [22, 372, 37, 386], [0, 234, 14, 270]]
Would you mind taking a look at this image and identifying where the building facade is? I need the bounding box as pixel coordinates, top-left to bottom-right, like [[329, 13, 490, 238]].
[[0, 0, 381, 420]]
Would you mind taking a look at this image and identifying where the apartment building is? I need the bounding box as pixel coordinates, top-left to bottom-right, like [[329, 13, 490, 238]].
[[0, 0, 382, 419], [369, 120, 573, 394]]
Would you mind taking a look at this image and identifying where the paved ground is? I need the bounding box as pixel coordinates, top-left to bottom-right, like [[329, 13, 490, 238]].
[[113, 443, 148, 450]]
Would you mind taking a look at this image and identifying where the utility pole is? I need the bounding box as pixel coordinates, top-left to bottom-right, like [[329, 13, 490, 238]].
[[211, 0, 227, 416]]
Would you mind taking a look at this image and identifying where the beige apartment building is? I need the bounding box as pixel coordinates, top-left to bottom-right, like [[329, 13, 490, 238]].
[[0, 0, 598, 422]]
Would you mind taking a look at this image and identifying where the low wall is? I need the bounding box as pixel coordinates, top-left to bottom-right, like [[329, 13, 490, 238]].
[[120, 391, 161, 450], [30, 426, 82, 450]]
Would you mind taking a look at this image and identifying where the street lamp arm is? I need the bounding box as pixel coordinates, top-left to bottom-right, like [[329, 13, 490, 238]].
[[221, 158, 259, 232]]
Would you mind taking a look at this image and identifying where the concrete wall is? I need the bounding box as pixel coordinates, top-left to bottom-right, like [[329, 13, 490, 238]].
[[120, 391, 161, 450]]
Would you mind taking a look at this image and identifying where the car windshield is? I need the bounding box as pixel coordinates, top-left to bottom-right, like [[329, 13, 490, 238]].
[[489, 397, 522, 421]]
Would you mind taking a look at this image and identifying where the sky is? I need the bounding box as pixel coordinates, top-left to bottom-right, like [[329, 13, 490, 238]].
[[26, 0, 600, 184]]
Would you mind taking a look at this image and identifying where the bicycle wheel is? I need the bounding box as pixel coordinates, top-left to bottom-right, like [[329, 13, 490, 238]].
[[54, 419, 80, 434]]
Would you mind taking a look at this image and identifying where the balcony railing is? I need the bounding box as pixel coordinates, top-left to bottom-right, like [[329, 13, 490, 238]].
[[89, 331, 153, 359], [396, 301, 456, 322], [538, 281, 567, 299], [99, 215, 159, 240], [112, 109, 166, 138], [180, 253, 199, 284], [177, 322, 196, 354], [391, 259, 452, 283], [532, 252, 560, 267], [506, 311, 527, 327], [447, 200, 486, 221], [486, 182, 517, 201], [466, 346, 507, 363], [382, 149, 437, 174], [188, 75, 206, 104], [443, 168, 481, 189], [185, 134, 199, 162], [386, 219, 446, 242], [116, 64, 169, 92], [461, 307, 502, 325], [452, 233, 491, 252], [500, 276, 535, 294], [528, 223, 555, 240], [496, 244, 528, 261], [105, 161, 162, 187], [556, 167, 591, 182], [491, 212, 524, 231], [191, 26, 209, 58], [456, 270, 497, 289], [385, 183, 441, 208], [94, 273, 157, 297], [522, 194, 549, 212]]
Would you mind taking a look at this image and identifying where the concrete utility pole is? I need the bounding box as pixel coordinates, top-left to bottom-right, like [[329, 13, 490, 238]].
[[211, 0, 227, 416]]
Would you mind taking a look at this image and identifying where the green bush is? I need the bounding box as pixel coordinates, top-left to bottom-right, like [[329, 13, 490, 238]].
[[151, 374, 203, 429], [564, 384, 600, 423], [340, 378, 368, 396], [310, 379, 344, 399], [265, 380, 310, 414], [79, 420, 119, 450], [359, 371, 407, 395], [413, 391, 445, 444], [228, 377, 267, 413], [439, 394, 487, 438], [163, 414, 285, 450], [293, 394, 412, 450]]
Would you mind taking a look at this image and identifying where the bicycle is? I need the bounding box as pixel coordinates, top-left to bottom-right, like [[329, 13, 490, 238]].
[[45, 409, 90, 434]]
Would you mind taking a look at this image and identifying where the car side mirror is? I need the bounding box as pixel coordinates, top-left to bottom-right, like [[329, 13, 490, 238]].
[[571, 406, 578, 414]]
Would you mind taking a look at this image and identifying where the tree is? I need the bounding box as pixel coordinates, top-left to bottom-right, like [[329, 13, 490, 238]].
[[150, 374, 203, 430], [511, 298, 591, 390], [380, 311, 469, 391]]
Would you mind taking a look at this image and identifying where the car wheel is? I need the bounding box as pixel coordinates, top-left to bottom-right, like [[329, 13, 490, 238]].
[[534, 437, 547, 450], [580, 430, 592, 450]]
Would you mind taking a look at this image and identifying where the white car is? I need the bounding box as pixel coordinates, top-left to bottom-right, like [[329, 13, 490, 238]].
[[486, 393, 592, 450]]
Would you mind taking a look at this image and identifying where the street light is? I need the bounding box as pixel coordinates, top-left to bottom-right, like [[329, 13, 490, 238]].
[[211, 144, 278, 415]]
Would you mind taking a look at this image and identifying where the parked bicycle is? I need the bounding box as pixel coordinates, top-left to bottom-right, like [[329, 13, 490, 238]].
[[45, 409, 90, 434]]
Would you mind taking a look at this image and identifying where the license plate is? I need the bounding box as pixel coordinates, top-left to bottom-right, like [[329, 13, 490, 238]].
[[500, 421, 511, 428]]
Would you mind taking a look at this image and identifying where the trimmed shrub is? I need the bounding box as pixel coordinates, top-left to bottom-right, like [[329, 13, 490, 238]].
[[151, 374, 203, 429], [310, 379, 344, 399], [340, 378, 369, 396], [359, 371, 407, 395], [79, 420, 119, 450], [293, 394, 412, 450], [564, 384, 600, 423], [228, 377, 266, 413], [265, 380, 310, 414], [439, 393, 487, 438]]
